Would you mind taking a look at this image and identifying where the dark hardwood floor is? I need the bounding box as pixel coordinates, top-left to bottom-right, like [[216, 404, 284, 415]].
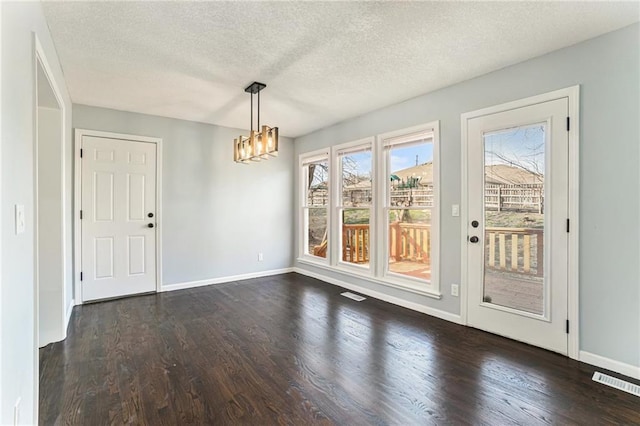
[[40, 273, 640, 425]]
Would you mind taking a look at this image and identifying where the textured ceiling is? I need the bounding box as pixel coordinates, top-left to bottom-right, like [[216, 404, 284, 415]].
[[43, 1, 639, 137]]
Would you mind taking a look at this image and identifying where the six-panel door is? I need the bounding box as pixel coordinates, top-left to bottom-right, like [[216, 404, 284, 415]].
[[81, 136, 157, 302]]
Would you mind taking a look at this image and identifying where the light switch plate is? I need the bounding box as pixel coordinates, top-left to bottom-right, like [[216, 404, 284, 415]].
[[15, 205, 25, 234], [451, 204, 460, 217]]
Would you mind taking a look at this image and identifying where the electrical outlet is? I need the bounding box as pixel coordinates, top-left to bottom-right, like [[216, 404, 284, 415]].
[[258, 252, 264, 262], [14, 397, 21, 425], [451, 284, 459, 297]]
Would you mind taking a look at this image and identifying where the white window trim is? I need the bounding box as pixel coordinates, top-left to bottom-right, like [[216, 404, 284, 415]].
[[378, 121, 441, 295], [298, 148, 330, 265], [297, 257, 441, 299], [331, 137, 375, 275], [296, 121, 441, 300]]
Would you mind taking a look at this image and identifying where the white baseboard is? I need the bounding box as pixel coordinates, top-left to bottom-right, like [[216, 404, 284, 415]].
[[293, 267, 463, 325], [162, 268, 294, 292], [65, 299, 75, 329], [579, 351, 640, 380]]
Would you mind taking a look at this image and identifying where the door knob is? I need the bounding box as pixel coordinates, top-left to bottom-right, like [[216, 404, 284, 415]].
[[469, 236, 479, 243], [148, 223, 155, 228], [471, 220, 479, 228]]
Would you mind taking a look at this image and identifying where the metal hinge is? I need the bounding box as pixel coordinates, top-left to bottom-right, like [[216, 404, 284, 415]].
[[566, 319, 570, 334], [80, 210, 83, 220], [566, 117, 570, 132], [80, 148, 83, 158], [80, 272, 83, 281], [566, 218, 570, 233]]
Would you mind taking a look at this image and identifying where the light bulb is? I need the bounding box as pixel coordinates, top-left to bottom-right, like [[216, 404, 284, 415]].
[[267, 131, 273, 149], [257, 135, 263, 154]]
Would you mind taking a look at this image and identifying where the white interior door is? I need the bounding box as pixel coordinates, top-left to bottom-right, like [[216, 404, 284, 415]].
[[81, 136, 157, 302], [465, 97, 569, 354]]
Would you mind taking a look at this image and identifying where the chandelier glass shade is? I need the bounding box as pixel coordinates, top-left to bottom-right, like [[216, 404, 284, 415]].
[[234, 82, 279, 163]]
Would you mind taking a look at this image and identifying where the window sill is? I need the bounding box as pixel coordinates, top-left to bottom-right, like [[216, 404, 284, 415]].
[[296, 258, 442, 300]]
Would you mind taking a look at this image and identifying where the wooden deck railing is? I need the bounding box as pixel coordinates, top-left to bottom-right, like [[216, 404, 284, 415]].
[[485, 227, 543, 276], [389, 222, 431, 264], [341, 222, 432, 265], [340, 224, 543, 277], [342, 224, 370, 263]]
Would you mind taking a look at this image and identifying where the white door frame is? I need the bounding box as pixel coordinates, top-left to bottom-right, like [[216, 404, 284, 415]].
[[33, 32, 67, 423], [460, 86, 580, 360], [74, 129, 163, 304]]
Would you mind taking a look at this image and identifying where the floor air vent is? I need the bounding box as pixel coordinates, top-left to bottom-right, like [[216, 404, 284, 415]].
[[592, 372, 640, 397], [341, 292, 366, 302]]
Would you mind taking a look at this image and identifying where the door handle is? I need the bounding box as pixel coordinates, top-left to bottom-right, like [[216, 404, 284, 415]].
[[148, 223, 155, 228], [469, 236, 479, 243]]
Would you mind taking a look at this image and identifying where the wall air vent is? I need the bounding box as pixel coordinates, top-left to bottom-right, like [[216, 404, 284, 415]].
[[592, 372, 640, 398], [341, 292, 366, 302]]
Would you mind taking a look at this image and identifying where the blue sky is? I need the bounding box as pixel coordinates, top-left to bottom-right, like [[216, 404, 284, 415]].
[[318, 125, 543, 184], [390, 144, 433, 173], [341, 143, 434, 177]]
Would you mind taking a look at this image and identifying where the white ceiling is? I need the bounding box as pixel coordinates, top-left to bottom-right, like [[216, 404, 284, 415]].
[[43, 1, 639, 138]]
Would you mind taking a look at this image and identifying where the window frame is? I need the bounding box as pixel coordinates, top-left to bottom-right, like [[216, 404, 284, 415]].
[[299, 149, 331, 264], [378, 122, 440, 295], [332, 137, 375, 274], [297, 121, 440, 298]]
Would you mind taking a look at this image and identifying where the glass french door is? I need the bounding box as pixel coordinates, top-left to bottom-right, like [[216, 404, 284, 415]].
[[466, 97, 569, 354]]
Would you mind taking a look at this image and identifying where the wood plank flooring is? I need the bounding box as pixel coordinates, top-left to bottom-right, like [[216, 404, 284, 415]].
[[40, 273, 640, 425]]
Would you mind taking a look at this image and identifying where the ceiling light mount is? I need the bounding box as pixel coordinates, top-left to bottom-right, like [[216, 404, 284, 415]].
[[244, 81, 266, 94], [234, 81, 279, 164]]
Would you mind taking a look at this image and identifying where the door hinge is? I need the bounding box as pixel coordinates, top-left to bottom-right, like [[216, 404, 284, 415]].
[[80, 148, 83, 158], [80, 272, 83, 281], [80, 210, 83, 220], [566, 319, 570, 334], [566, 218, 570, 233], [566, 116, 570, 132]]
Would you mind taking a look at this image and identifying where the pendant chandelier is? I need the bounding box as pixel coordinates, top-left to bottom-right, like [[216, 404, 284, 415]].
[[234, 81, 279, 163]]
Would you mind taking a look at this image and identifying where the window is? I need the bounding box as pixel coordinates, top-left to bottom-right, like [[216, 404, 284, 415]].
[[301, 152, 329, 260], [298, 122, 439, 296], [336, 141, 373, 269], [383, 129, 436, 285]]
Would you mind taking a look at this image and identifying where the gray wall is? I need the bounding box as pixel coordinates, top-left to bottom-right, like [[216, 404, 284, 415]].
[[294, 24, 640, 368], [1, 2, 73, 423], [73, 105, 294, 285]]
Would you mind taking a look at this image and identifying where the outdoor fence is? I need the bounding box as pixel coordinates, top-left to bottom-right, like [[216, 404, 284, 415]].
[[311, 183, 544, 212]]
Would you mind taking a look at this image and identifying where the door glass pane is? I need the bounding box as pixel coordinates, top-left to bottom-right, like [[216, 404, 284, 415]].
[[388, 209, 431, 281], [483, 124, 545, 315], [341, 209, 370, 266]]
